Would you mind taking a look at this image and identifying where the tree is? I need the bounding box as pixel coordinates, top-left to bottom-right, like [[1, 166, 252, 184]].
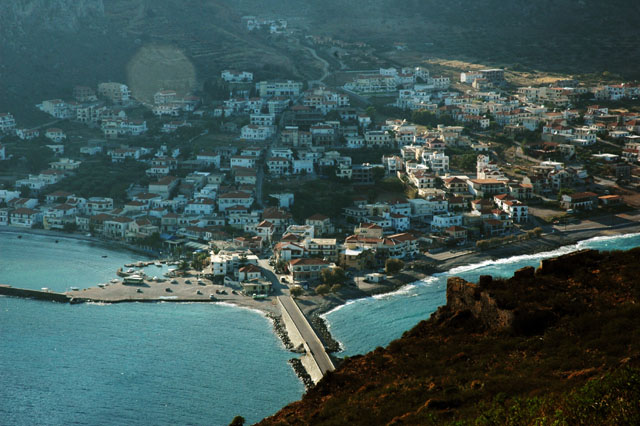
[[315, 284, 331, 296], [191, 251, 209, 271], [289, 286, 303, 298], [365, 106, 377, 120], [321, 267, 346, 285], [385, 258, 404, 275], [229, 416, 245, 426], [330, 284, 342, 294], [372, 167, 386, 184], [275, 259, 287, 274], [557, 188, 575, 201], [19, 185, 31, 198], [63, 222, 78, 233], [178, 260, 190, 272]]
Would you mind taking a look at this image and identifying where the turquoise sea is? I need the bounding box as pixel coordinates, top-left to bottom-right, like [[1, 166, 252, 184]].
[[0, 231, 304, 426], [2, 230, 640, 425]]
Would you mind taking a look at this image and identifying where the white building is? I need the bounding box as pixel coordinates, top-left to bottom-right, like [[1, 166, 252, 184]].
[[431, 213, 463, 231], [98, 82, 131, 104], [221, 70, 253, 83], [240, 125, 273, 141], [218, 192, 254, 212], [0, 113, 16, 133], [38, 99, 72, 119], [255, 80, 303, 97], [154, 90, 177, 105], [291, 159, 314, 175], [423, 151, 450, 174]]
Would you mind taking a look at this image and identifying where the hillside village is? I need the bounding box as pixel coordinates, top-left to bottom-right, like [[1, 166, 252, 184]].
[[2, 60, 640, 295]]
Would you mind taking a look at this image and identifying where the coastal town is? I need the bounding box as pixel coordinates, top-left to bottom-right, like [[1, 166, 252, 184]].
[[3, 32, 640, 305], [3, 4, 640, 425]]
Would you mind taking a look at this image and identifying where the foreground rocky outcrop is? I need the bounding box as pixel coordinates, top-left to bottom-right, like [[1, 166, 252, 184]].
[[258, 248, 640, 425]]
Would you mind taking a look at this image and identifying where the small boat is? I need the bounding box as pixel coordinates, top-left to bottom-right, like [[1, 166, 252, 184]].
[[102, 255, 108, 258], [97, 283, 105, 288], [70, 287, 80, 291], [17, 235, 22, 239], [110, 279, 119, 284], [41, 287, 49, 292], [154, 261, 162, 267], [126, 268, 135, 274], [55, 240, 59, 243]]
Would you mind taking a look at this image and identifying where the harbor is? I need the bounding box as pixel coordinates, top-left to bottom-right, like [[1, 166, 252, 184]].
[[0, 243, 338, 386]]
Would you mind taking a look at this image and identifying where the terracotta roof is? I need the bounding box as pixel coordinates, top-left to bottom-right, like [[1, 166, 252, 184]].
[[239, 264, 262, 273], [289, 258, 330, 266]]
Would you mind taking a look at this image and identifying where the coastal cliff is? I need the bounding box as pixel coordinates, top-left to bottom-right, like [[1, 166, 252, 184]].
[[258, 248, 640, 425]]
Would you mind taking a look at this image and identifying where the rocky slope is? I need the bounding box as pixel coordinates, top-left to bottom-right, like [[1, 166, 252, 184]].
[[258, 248, 640, 425]]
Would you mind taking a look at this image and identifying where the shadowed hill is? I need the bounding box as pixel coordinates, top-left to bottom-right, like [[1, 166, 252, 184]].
[[258, 248, 640, 425], [2, 0, 640, 123]]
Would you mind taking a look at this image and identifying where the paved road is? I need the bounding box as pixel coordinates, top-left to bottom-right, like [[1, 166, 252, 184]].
[[257, 258, 286, 296], [303, 45, 330, 87], [278, 296, 335, 375]]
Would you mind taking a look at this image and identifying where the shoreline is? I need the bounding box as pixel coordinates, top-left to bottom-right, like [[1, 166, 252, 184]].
[[0, 226, 160, 258], [4, 219, 640, 389], [293, 219, 640, 321]]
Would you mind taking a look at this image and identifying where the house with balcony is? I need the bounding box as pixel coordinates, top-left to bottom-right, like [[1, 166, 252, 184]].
[[267, 157, 290, 176], [274, 241, 305, 262], [431, 213, 463, 231], [467, 179, 508, 198], [104, 216, 134, 239], [561, 192, 598, 211], [305, 238, 338, 261], [196, 152, 221, 167], [256, 220, 275, 242], [218, 191, 254, 212], [9, 208, 41, 228], [149, 176, 180, 199], [230, 155, 257, 169], [305, 214, 334, 236], [288, 258, 331, 282]]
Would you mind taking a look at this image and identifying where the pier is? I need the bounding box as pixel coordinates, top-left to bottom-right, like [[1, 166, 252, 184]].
[[278, 296, 335, 384]]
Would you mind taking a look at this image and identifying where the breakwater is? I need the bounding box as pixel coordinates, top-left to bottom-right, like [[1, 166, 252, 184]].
[[0, 285, 73, 303]]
